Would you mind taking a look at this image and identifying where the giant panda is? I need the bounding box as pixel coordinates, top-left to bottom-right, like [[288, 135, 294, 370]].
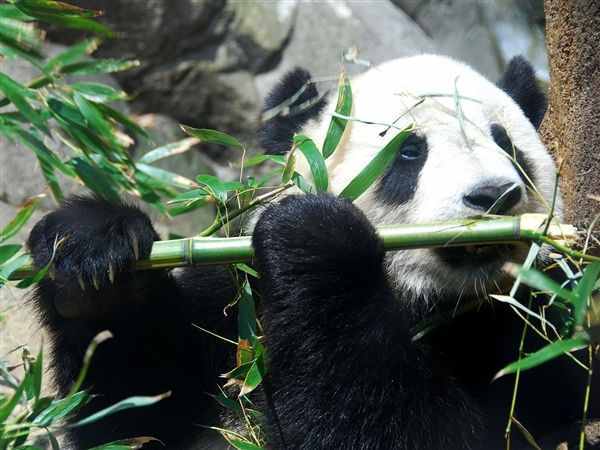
[[27, 54, 599, 450]]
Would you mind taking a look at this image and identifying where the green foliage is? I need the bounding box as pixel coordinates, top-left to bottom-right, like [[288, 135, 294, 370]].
[[0, 1, 597, 449], [0, 335, 164, 449]]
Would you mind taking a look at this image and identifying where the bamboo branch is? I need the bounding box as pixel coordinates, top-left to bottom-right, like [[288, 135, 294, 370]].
[[9, 214, 589, 281]]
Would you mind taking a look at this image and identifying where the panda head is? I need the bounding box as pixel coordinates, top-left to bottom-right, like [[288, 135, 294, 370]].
[[259, 55, 560, 306]]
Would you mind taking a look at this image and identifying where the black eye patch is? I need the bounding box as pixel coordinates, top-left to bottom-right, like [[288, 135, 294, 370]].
[[490, 124, 535, 189], [376, 133, 429, 205]]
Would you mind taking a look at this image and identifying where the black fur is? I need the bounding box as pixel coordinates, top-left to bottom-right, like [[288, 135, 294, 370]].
[[27, 195, 600, 449], [491, 123, 536, 188], [376, 133, 429, 205], [28, 197, 237, 449], [259, 68, 326, 154], [497, 56, 547, 129]]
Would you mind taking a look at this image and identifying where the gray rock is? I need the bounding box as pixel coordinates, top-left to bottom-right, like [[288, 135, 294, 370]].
[[0, 43, 126, 209], [47, 1, 297, 142], [255, 0, 434, 99], [391, 0, 548, 81], [135, 67, 260, 149], [133, 114, 221, 238]]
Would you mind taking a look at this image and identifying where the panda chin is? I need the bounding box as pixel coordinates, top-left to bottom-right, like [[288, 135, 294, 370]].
[[434, 244, 515, 269]]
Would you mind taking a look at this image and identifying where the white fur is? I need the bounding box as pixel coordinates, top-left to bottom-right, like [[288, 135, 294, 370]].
[[292, 55, 561, 304]]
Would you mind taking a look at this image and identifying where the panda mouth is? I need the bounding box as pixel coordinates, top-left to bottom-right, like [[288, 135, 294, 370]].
[[434, 244, 514, 267]]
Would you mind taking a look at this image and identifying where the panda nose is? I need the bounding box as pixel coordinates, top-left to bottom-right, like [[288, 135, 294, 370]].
[[463, 182, 522, 214]]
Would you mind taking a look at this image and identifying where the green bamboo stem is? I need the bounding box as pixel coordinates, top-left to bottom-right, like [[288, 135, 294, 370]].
[[9, 214, 586, 281]]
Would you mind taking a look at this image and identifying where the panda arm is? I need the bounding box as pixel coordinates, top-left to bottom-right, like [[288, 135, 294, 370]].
[[253, 195, 483, 450], [27, 196, 237, 448]]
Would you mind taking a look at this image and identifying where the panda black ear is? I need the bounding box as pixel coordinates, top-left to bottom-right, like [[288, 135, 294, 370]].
[[497, 56, 547, 129], [258, 68, 326, 154]]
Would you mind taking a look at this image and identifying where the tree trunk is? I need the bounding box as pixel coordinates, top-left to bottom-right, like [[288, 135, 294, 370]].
[[540, 0, 600, 240]]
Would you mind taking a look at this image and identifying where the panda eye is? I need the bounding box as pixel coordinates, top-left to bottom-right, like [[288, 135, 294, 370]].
[[400, 144, 421, 160]]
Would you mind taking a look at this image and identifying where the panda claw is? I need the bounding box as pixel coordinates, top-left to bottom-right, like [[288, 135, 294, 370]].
[[92, 273, 100, 291], [77, 274, 86, 291], [128, 230, 140, 261], [108, 263, 115, 284]]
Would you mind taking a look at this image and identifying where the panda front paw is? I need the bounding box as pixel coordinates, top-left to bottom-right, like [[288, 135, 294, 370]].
[[252, 194, 384, 283], [28, 196, 157, 291]]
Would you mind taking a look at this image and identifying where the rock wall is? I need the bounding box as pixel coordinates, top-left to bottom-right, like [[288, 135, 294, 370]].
[[0, 0, 548, 376]]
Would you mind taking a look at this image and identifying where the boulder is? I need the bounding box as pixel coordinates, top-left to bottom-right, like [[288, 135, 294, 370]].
[[0, 43, 126, 209], [255, 0, 435, 99], [46, 0, 298, 143], [391, 0, 548, 81]]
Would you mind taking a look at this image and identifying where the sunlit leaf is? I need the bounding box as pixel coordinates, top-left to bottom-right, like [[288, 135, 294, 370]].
[[14, 0, 113, 37], [494, 337, 588, 379], [44, 38, 100, 73], [72, 82, 127, 103], [136, 163, 197, 191], [339, 126, 413, 200], [0, 197, 38, 243], [181, 125, 243, 149], [293, 135, 328, 192], [515, 266, 577, 304], [138, 138, 199, 164], [32, 391, 88, 427], [243, 154, 286, 168], [0, 245, 21, 264], [89, 437, 159, 450], [238, 281, 257, 341], [69, 157, 121, 203], [239, 360, 263, 397], [574, 262, 600, 326], [0, 73, 48, 134], [70, 393, 170, 428], [323, 71, 352, 159], [60, 59, 140, 76]]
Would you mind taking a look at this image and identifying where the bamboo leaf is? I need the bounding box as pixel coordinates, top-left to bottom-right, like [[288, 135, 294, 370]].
[[0, 245, 21, 264], [60, 59, 140, 76], [0, 4, 34, 21], [0, 17, 43, 50], [494, 337, 588, 379], [44, 38, 100, 73], [70, 393, 170, 428], [281, 150, 296, 184], [238, 281, 257, 341], [0, 253, 29, 286], [243, 154, 286, 168], [222, 435, 263, 450], [136, 163, 197, 190], [339, 126, 413, 200], [239, 360, 263, 397], [72, 82, 127, 103], [138, 138, 199, 164], [180, 125, 243, 149], [14, 127, 76, 176], [89, 437, 159, 450], [0, 198, 38, 243], [33, 391, 89, 427], [14, 0, 113, 37], [69, 157, 121, 203], [0, 373, 27, 422], [95, 102, 149, 140], [73, 92, 115, 141], [0, 73, 48, 134], [323, 71, 352, 159], [293, 135, 328, 192], [515, 266, 577, 304], [574, 262, 600, 326]]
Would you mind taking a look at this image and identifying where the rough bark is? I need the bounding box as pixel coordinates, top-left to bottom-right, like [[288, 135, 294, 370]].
[[540, 0, 600, 238]]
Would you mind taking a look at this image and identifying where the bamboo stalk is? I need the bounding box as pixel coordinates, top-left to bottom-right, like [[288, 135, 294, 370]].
[[8, 214, 584, 281]]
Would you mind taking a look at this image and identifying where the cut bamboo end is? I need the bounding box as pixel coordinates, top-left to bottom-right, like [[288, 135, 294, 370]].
[[519, 213, 578, 243]]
